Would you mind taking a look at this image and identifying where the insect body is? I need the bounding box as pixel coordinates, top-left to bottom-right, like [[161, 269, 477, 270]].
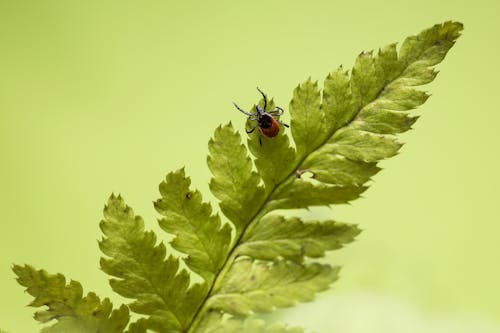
[[233, 87, 289, 145]]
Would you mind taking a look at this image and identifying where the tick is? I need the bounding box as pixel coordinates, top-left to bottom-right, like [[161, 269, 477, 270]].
[[233, 87, 289, 145]]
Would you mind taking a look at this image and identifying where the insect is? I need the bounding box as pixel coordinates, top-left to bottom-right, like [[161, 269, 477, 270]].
[[233, 87, 289, 145]]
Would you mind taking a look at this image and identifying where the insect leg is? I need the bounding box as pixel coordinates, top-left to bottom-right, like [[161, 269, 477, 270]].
[[233, 102, 254, 116], [256, 87, 267, 111], [246, 125, 262, 145], [246, 125, 257, 134], [269, 106, 284, 116], [279, 120, 290, 128]]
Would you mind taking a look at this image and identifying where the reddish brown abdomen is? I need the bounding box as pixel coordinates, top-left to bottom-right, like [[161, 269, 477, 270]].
[[259, 118, 280, 137]]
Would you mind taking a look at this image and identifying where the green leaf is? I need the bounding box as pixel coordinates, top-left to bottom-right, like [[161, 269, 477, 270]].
[[99, 194, 206, 332], [351, 51, 385, 106], [155, 168, 232, 284], [320, 128, 403, 163], [12, 265, 129, 333], [268, 179, 367, 211], [352, 108, 419, 134], [207, 259, 339, 316], [208, 123, 265, 235], [322, 66, 358, 134], [301, 155, 381, 186], [289, 79, 324, 159], [239, 215, 360, 261]]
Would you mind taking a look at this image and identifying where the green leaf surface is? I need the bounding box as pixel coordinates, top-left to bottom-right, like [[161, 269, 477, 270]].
[[322, 66, 358, 134], [155, 168, 232, 284], [322, 128, 403, 163], [301, 154, 381, 186], [12, 265, 129, 333], [351, 51, 385, 106], [239, 215, 360, 261], [208, 259, 339, 316], [352, 108, 419, 134], [208, 123, 265, 235], [268, 179, 367, 211], [289, 79, 324, 159], [99, 194, 206, 332]]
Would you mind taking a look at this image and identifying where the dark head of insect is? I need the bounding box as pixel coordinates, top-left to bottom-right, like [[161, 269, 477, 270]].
[[233, 87, 289, 145]]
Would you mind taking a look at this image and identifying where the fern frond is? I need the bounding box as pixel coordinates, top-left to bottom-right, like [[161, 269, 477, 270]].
[[13, 21, 462, 333], [12, 265, 129, 333], [188, 21, 463, 332]]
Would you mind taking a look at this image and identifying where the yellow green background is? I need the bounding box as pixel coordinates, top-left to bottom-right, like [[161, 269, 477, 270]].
[[1, 1, 498, 332]]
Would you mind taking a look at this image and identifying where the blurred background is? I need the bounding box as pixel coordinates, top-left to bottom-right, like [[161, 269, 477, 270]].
[[1, 0, 498, 332]]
